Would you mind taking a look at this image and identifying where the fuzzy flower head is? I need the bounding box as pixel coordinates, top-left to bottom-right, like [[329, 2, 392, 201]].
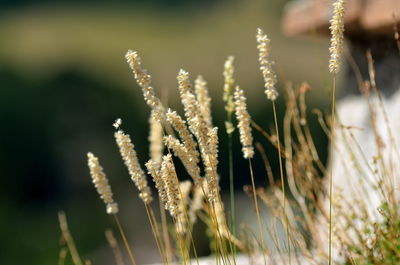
[[148, 110, 164, 168], [146, 159, 168, 206], [256, 28, 278, 101], [177, 69, 192, 95], [223, 56, 235, 115], [114, 130, 153, 204], [160, 154, 181, 217], [87, 152, 119, 214], [125, 50, 164, 121], [195, 75, 213, 129], [329, 0, 345, 74], [163, 135, 201, 182], [234, 86, 254, 159]]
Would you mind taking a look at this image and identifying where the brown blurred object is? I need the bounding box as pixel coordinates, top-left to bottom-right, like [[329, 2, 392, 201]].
[[283, 0, 400, 37]]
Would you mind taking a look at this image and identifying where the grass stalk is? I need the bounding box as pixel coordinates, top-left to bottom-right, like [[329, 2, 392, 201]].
[[159, 199, 173, 264], [328, 76, 337, 265], [58, 247, 68, 265], [248, 158, 267, 265], [113, 214, 138, 265], [272, 101, 291, 264], [227, 112, 237, 255], [58, 211, 84, 265], [144, 204, 168, 265], [174, 219, 189, 265], [105, 229, 125, 265], [171, 159, 200, 265]]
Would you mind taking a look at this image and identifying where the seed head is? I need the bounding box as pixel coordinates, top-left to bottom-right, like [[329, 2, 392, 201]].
[[195, 75, 213, 129], [256, 28, 278, 101], [223, 56, 235, 115], [166, 109, 200, 168], [177, 70, 211, 172], [163, 135, 201, 182], [146, 159, 168, 206], [234, 85, 254, 159], [115, 130, 152, 204], [149, 110, 164, 168], [329, 0, 346, 74], [205, 127, 220, 202], [160, 154, 181, 217], [125, 50, 164, 121], [87, 152, 118, 214]]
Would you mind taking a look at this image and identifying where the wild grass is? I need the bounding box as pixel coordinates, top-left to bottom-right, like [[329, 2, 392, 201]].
[[58, 1, 400, 264]]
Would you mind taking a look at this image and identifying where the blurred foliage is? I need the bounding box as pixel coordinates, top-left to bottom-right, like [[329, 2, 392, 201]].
[[1, 0, 223, 9], [0, 0, 331, 264]]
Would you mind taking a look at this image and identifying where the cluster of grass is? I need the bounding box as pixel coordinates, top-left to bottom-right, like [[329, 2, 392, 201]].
[[57, 1, 400, 265], [345, 202, 400, 265]]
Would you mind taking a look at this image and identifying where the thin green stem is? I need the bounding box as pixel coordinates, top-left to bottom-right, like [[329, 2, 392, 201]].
[[328, 76, 337, 265]]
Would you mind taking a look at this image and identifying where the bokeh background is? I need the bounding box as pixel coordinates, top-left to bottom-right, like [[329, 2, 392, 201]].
[[0, 0, 332, 264]]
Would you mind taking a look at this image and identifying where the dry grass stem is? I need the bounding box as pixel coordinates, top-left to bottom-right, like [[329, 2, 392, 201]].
[[58, 211, 84, 265], [105, 229, 125, 265]]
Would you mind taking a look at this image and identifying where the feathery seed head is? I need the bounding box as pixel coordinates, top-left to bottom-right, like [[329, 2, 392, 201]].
[[265, 89, 279, 101], [176, 70, 219, 198], [146, 159, 168, 207], [207, 127, 219, 170], [177, 72, 210, 166], [329, 0, 345, 74], [160, 154, 181, 217], [163, 135, 201, 182], [256, 28, 278, 101], [223, 56, 235, 114], [204, 127, 220, 202], [125, 50, 164, 121], [87, 152, 118, 214], [234, 85, 254, 159], [114, 130, 153, 204], [166, 109, 200, 167], [113, 118, 122, 130], [177, 69, 192, 95], [125, 50, 151, 88], [149, 110, 164, 168], [195, 75, 213, 128]]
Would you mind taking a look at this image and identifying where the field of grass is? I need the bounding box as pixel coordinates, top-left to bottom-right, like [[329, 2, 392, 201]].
[[0, 1, 363, 265]]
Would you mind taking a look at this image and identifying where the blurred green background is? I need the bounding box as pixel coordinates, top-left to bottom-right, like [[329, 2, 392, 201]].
[[0, 0, 331, 264]]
